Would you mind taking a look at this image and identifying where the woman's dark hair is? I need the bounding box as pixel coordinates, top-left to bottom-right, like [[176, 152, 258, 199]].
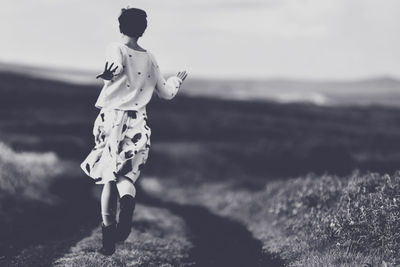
[[118, 8, 147, 38]]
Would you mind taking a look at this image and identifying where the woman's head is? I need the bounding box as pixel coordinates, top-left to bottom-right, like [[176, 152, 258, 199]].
[[118, 8, 147, 39]]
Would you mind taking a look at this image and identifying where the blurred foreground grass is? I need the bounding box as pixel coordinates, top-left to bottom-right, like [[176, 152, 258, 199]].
[[0, 141, 62, 202]]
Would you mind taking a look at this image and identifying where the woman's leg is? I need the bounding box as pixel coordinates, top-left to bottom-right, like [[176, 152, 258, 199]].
[[115, 176, 136, 241], [116, 176, 136, 198], [101, 181, 119, 226], [98, 180, 118, 255]]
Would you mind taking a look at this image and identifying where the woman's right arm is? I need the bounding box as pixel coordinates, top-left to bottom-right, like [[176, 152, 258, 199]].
[[96, 43, 124, 80]]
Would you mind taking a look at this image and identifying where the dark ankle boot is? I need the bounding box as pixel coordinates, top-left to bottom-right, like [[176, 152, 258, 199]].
[[116, 195, 135, 242], [98, 223, 116, 256]]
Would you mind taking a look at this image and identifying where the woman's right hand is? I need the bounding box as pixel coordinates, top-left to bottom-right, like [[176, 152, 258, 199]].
[[96, 62, 119, 80]]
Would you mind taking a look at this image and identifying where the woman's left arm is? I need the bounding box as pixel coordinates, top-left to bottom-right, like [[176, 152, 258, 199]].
[[148, 51, 188, 100], [155, 71, 188, 100]]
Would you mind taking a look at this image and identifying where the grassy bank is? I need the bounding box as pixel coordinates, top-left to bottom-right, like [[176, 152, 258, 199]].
[[142, 171, 400, 266], [267, 172, 399, 266]]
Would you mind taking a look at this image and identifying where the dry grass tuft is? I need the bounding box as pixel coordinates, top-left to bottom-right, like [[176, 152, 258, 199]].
[[0, 141, 63, 203]]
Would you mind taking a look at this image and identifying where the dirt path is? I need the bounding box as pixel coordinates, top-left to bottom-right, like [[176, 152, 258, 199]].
[[1, 173, 284, 267], [139, 190, 285, 267]]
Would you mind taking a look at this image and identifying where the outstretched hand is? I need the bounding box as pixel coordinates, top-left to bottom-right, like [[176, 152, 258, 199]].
[[177, 71, 188, 83], [96, 62, 119, 80]]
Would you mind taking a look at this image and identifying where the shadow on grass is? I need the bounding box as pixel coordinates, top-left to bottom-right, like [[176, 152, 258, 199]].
[[0, 175, 99, 267], [138, 188, 285, 267]]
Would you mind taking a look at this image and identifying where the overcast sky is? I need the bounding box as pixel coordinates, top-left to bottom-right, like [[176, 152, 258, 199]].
[[1, 0, 399, 79]]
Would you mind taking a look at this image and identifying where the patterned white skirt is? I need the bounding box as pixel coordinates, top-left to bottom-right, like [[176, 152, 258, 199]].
[[80, 108, 151, 184]]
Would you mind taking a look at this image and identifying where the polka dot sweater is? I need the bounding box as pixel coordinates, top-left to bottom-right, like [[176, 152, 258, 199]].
[[95, 42, 182, 111]]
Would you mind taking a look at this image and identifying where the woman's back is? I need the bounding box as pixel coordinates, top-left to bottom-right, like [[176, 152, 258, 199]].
[[95, 42, 158, 112]]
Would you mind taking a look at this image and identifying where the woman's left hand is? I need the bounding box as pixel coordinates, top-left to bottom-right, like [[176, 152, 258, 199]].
[[177, 71, 188, 83]]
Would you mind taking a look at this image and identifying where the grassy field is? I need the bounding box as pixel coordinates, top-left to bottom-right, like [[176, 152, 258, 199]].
[[1, 71, 400, 266]]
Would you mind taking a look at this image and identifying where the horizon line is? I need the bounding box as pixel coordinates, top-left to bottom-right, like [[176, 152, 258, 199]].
[[0, 59, 399, 84]]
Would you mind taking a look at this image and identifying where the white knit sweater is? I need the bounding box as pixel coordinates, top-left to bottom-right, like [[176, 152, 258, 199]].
[[95, 42, 182, 111]]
